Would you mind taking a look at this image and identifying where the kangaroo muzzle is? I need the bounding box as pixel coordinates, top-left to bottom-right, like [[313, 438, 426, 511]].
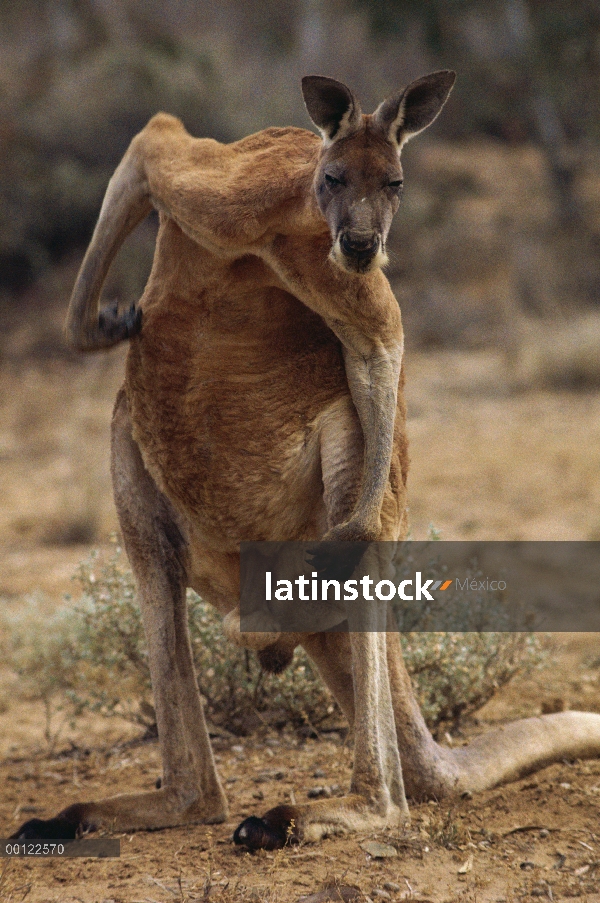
[[341, 231, 380, 259], [333, 231, 385, 274]]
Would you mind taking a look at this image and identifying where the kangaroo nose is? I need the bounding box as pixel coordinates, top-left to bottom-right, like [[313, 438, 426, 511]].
[[341, 232, 378, 256]]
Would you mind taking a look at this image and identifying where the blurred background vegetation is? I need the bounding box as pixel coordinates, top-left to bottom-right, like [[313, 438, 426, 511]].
[[1, 0, 599, 361]]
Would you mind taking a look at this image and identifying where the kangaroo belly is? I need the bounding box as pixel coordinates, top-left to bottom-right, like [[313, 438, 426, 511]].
[[125, 233, 350, 544]]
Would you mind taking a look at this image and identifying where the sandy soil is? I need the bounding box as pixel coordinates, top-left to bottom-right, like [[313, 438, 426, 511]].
[[1, 637, 600, 903], [1, 343, 600, 902]]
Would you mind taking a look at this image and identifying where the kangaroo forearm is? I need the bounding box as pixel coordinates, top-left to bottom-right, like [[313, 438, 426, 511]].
[[66, 151, 152, 350], [342, 344, 401, 535]]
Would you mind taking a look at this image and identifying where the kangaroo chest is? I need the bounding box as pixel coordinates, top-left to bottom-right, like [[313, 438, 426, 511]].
[[124, 221, 348, 537]]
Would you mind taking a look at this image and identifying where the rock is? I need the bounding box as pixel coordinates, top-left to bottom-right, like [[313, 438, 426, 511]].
[[298, 887, 360, 903], [255, 769, 287, 783], [361, 841, 398, 859], [458, 854, 473, 874], [307, 786, 331, 799], [541, 698, 566, 714]]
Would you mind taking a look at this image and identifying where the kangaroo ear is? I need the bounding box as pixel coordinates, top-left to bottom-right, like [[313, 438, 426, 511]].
[[302, 76, 362, 146], [373, 70, 456, 151]]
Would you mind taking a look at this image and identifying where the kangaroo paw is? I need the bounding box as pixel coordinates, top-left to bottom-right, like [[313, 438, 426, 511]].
[[306, 540, 368, 582], [97, 302, 142, 346]]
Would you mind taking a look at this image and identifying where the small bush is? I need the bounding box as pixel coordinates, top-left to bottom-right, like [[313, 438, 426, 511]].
[[2, 546, 542, 738], [401, 632, 539, 728], [3, 549, 336, 737]]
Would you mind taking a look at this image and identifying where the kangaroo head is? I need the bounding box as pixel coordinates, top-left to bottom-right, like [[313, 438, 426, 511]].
[[302, 71, 455, 275]]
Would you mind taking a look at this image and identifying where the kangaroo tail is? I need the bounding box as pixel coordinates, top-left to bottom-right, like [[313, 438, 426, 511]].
[[446, 711, 600, 793]]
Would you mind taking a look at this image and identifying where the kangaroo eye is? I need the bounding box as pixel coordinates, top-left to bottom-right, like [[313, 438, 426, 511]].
[[324, 173, 342, 187], [389, 179, 403, 189]]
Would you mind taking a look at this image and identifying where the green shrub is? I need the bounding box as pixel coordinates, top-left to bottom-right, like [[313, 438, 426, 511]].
[[401, 632, 539, 728], [2, 546, 542, 738]]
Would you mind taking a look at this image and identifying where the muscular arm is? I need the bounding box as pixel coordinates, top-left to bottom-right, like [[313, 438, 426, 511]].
[[333, 324, 403, 541], [134, 115, 267, 251], [264, 235, 404, 542], [66, 114, 317, 349]]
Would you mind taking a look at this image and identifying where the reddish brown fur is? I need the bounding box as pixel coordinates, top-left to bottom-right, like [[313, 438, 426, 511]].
[[126, 208, 408, 547], [13, 73, 600, 852]]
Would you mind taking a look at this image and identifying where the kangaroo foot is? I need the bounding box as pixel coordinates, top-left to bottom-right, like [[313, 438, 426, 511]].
[[233, 794, 408, 850]]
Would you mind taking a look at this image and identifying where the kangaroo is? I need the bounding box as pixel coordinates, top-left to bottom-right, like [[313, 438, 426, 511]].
[[12, 72, 600, 849]]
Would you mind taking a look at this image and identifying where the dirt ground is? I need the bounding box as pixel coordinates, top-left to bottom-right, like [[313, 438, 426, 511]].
[[1, 330, 600, 902], [1, 634, 599, 903]]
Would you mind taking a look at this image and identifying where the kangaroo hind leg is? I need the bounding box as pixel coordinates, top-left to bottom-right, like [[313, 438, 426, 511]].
[[233, 398, 408, 850], [11, 389, 227, 839]]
